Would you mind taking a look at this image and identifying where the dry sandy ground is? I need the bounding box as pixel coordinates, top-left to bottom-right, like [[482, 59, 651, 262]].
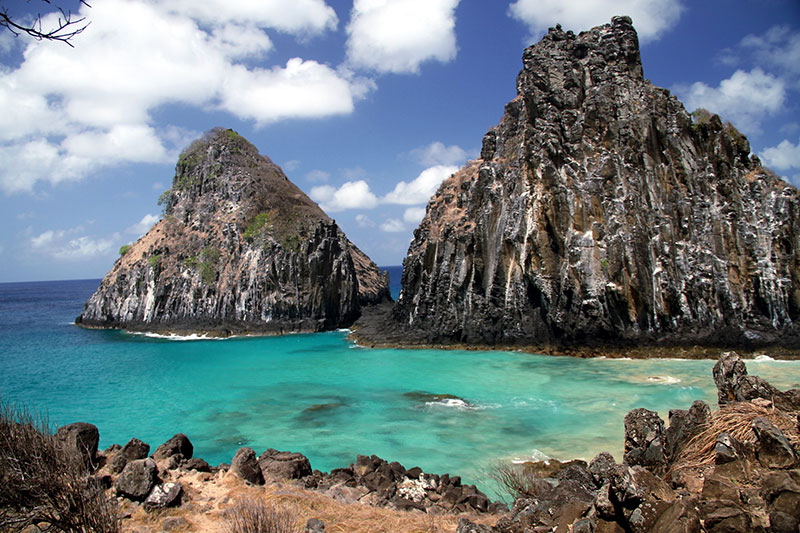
[[117, 466, 498, 533]]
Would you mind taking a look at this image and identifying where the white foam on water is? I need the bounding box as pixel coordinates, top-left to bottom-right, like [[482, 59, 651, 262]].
[[132, 331, 224, 341], [424, 398, 501, 411], [753, 354, 775, 362], [647, 375, 681, 385], [511, 448, 550, 464]]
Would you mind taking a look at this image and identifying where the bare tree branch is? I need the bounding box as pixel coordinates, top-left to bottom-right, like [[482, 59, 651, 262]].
[[0, 1, 91, 47]]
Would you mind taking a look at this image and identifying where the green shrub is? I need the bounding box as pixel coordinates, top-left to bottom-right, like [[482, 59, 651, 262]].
[[148, 254, 161, 267], [690, 108, 713, 125], [243, 212, 271, 241], [119, 244, 132, 256], [198, 247, 221, 285]]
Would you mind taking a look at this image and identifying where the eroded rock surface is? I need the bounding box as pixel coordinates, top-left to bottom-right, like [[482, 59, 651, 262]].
[[383, 17, 800, 350], [77, 128, 390, 335]]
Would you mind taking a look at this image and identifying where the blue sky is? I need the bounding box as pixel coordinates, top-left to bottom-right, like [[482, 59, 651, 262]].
[[1, 0, 799, 282]]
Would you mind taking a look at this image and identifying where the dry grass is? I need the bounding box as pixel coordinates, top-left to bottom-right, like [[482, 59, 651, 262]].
[[0, 399, 120, 532], [223, 496, 300, 533], [669, 401, 800, 475], [484, 462, 539, 503], [260, 484, 486, 533], [120, 469, 496, 533]]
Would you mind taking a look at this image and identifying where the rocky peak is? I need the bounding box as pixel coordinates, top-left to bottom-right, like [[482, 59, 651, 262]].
[[384, 17, 800, 350], [78, 128, 390, 335]]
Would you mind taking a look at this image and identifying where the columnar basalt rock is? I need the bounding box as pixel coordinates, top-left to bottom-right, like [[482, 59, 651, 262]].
[[390, 17, 800, 350], [77, 128, 390, 335]]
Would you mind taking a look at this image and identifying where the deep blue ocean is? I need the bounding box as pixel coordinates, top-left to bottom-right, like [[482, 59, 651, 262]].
[[1, 268, 799, 495]]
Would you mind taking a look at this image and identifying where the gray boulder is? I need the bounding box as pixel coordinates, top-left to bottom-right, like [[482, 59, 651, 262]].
[[121, 437, 150, 461], [115, 458, 158, 501], [152, 433, 193, 460], [55, 422, 99, 467], [143, 482, 182, 511], [231, 447, 264, 485], [258, 449, 312, 480], [624, 408, 667, 472], [665, 400, 711, 461], [752, 417, 797, 469]]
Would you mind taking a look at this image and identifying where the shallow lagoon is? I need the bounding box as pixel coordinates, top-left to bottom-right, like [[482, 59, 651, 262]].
[[1, 278, 799, 495]]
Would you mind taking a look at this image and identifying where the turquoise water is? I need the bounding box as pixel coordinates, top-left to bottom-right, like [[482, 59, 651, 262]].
[[1, 275, 799, 496]]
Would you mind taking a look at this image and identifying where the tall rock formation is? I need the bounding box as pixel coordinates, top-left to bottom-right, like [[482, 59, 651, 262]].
[[77, 128, 390, 335], [391, 17, 800, 349]]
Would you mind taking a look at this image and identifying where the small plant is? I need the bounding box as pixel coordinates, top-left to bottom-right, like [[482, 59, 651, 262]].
[[223, 497, 301, 533], [485, 461, 542, 503], [148, 254, 161, 267], [280, 234, 303, 253], [119, 244, 132, 256], [243, 212, 271, 241], [199, 247, 221, 285], [0, 399, 120, 532], [157, 189, 172, 214], [690, 107, 713, 125]]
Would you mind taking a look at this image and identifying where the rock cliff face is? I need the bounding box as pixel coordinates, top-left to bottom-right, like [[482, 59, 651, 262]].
[[77, 128, 390, 334], [393, 17, 800, 349]]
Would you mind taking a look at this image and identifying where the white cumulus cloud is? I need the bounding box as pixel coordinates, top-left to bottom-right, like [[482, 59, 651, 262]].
[[761, 138, 800, 172], [346, 0, 460, 74], [220, 59, 357, 125], [383, 165, 457, 205], [30, 227, 115, 260], [675, 68, 786, 135], [739, 25, 800, 78], [165, 0, 338, 35], [305, 170, 331, 182], [0, 0, 363, 194], [403, 207, 426, 224], [410, 141, 467, 166], [126, 214, 160, 236], [355, 214, 375, 227], [380, 218, 405, 232], [310, 180, 379, 212], [508, 0, 683, 43]]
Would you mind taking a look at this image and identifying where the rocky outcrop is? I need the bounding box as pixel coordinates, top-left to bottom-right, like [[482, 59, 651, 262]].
[[384, 17, 800, 350], [461, 352, 800, 533], [302, 454, 506, 514], [77, 128, 390, 335]]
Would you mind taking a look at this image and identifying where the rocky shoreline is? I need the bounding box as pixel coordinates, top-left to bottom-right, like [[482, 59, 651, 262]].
[[350, 303, 800, 359], [41, 352, 800, 532]]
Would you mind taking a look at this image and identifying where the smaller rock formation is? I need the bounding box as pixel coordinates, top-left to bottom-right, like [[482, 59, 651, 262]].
[[77, 128, 390, 335]]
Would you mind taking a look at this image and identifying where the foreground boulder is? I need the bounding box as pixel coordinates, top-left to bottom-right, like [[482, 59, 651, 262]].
[[153, 433, 193, 461], [373, 16, 800, 351], [55, 422, 99, 467], [230, 447, 264, 485], [115, 458, 158, 501], [76, 127, 390, 335]]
